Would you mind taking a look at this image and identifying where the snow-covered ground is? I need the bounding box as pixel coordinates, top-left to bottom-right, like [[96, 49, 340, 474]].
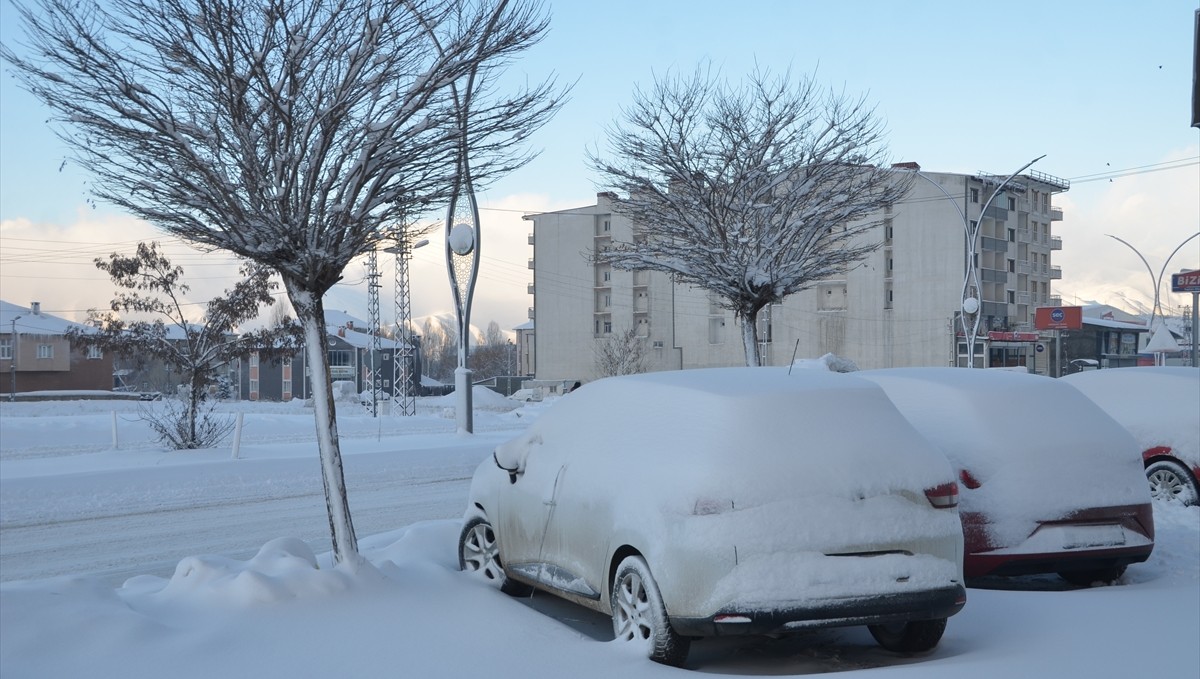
[[1, 394, 1197, 677]]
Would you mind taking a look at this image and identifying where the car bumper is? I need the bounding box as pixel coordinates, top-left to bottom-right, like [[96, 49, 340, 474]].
[[670, 585, 967, 637], [964, 506, 1155, 579]]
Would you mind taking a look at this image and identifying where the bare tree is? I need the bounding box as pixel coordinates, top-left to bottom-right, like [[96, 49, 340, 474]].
[[68, 242, 299, 449], [594, 327, 647, 377], [589, 66, 910, 366], [3, 0, 563, 565]]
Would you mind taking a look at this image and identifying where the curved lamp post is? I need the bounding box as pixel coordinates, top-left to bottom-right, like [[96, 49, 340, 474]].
[[905, 156, 1044, 367], [1106, 232, 1200, 330]]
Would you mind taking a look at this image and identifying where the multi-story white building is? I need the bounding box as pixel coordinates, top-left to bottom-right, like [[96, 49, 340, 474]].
[[525, 164, 1070, 382]]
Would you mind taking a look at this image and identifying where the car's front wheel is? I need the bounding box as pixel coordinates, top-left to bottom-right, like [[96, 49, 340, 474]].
[[868, 618, 947, 653], [457, 517, 532, 596], [611, 555, 689, 667], [1146, 459, 1199, 506]]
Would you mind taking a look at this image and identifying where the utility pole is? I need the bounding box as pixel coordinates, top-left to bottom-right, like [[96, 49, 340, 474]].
[[9, 315, 21, 401]]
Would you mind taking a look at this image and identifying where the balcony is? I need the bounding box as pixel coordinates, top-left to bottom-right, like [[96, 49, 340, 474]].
[[981, 267, 1008, 284], [527, 283, 535, 295], [527, 258, 535, 270], [527, 233, 535, 245], [1050, 266, 1062, 280], [1017, 291, 1032, 306], [1049, 296, 1063, 307], [1017, 227, 1033, 243], [1050, 206, 1063, 221], [981, 236, 1008, 253], [527, 307, 535, 320], [1050, 236, 1062, 250]]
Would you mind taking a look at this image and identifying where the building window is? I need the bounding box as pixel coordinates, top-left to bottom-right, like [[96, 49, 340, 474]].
[[0, 338, 11, 360], [603, 320, 612, 334], [970, 188, 979, 203], [1007, 290, 1015, 304], [1008, 228, 1016, 242], [708, 317, 724, 344], [1008, 197, 1016, 211], [603, 270, 611, 282], [87, 345, 103, 359], [37, 344, 53, 359], [1007, 259, 1016, 273]]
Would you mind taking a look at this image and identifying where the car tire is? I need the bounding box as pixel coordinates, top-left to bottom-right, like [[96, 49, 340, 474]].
[[457, 517, 533, 596], [1058, 565, 1126, 587], [868, 618, 947, 653], [1146, 459, 1199, 506], [611, 555, 689, 667]]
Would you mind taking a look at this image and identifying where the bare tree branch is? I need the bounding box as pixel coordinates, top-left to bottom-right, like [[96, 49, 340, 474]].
[[4, 0, 564, 565], [588, 66, 911, 365]]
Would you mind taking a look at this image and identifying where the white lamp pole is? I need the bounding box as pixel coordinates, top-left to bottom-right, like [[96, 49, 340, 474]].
[[907, 156, 1044, 367], [1106, 232, 1200, 330]]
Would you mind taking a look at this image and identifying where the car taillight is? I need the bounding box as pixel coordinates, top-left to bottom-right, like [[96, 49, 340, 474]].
[[959, 469, 982, 490], [924, 482, 959, 509]]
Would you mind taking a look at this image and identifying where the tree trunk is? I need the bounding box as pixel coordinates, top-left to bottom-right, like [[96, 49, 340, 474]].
[[740, 310, 761, 367], [187, 375, 203, 448], [285, 281, 361, 568]]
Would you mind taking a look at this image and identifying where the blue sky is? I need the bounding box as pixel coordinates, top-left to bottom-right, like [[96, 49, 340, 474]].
[[1, 0, 1197, 329]]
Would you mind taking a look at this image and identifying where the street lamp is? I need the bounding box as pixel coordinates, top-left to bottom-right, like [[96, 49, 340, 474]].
[[1105, 232, 1200, 330], [905, 156, 1045, 367]]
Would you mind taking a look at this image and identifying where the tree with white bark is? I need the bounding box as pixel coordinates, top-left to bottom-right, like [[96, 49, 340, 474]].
[[3, 0, 563, 566], [589, 66, 910, 366]]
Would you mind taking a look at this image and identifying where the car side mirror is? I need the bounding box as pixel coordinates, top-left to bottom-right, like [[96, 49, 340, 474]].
[[493, 450, 520, 484]]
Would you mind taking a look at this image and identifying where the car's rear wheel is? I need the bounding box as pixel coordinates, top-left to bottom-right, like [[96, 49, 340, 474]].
[[1146, 460, 1199, 506], [1058, 565, 1126, 587], [868, 618, 947, 653], [458, 517, 533, 596], [611, 555, 689, 667]]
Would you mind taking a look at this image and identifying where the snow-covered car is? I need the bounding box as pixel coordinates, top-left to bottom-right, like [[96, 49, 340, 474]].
[[856, 368, 1154, 585], [459, 367, 966, 667], [1063, 367, 1200, 506]]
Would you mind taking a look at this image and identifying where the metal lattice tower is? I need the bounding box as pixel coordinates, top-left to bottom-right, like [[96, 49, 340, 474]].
[[392, 236, 417, 416], [366, 248, 382, 416]]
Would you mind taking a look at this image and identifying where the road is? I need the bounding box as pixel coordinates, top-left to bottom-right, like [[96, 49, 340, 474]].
[[0, 439, 493, 585]]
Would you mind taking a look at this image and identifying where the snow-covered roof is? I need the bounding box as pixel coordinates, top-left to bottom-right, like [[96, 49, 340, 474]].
[[1084, 316, 1151, 331], [512, 320, 534, 331], [0, 300, 91, 336], [330, 329, 407, 351], [1143, 323, 1182, 353]]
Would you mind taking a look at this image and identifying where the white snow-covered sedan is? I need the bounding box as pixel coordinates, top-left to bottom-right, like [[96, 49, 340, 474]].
[[458, 367, 966, 667], [1064, 367, 1200, 506], [857, 368, 1155, 585]]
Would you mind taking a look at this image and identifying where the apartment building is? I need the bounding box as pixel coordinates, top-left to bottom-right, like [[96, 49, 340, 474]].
[[525, 165, 1070, 382]]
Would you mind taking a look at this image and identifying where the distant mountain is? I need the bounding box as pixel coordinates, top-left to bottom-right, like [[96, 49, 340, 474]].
[[408, 312, 514, 346]]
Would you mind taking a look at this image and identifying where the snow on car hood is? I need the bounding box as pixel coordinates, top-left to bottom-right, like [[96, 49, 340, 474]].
[[494, 367, 955, 518], [1063, 367, 1199, 468], [857, 368, 1151, 548]]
